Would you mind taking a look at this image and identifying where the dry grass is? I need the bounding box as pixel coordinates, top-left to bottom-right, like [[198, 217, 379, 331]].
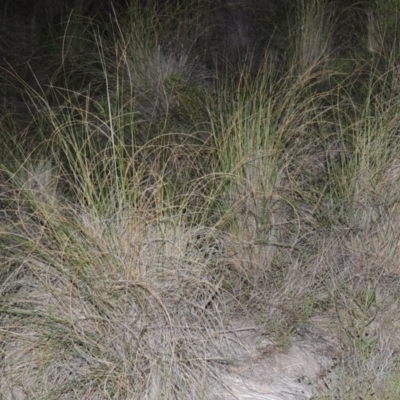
[[2, 1, 400, 399], [0, 152, 229, 399]]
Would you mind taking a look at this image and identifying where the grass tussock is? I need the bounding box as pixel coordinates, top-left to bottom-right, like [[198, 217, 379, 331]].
[[2, 0, 400, 399]]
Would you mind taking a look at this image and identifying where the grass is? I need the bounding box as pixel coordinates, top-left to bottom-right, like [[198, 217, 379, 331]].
[[1, 0, 400, 398]]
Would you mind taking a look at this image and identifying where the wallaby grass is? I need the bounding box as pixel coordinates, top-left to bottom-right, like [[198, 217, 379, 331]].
[[2, 0, 400, 399]]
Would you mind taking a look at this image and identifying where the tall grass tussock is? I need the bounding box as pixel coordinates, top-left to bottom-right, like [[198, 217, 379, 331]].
[[1, 0, 400, 398]]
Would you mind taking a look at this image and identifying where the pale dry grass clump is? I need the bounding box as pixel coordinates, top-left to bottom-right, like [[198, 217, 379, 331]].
[[289, 0, 334, 75], [296, 106, 400, 397], [119, 45, 209, 125], [90, 4, 211, 134], [0, 156, 233, 399]]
